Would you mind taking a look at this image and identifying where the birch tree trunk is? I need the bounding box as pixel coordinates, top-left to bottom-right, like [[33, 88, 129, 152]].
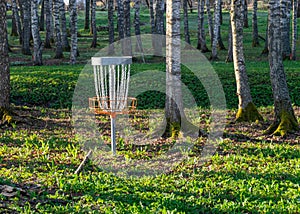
[[206, 0, 213, 45], [153, 0, 164, 55], [124, 0, 132, 55], [108, 0, 114, 54], [44, 0, 52, 48], [21, 0, 31, 55], [252, 0, 259, 47], [31, 0, 43, 65], [0, 0, 10, 111], [226, 16, 233, 62], [183, 0, 190, 44], [69, 0, 78, 64], [197, 0, 209, 52], [291, 0, 298, 60], [53, 0, 63, 58], [60, 0, 70, 51], [281, 0, 291, 60], [11, 9, 19, 36], [261, 20, 269, 55], [12, 0, 22, 44], [40, 0, 45, 31], [266, 0, 299, 136], [165, 0, 184, 137], [84, 0, 90, 30], [231, 0, 262, 122], [210, 0, 221, 60], [90, 0, 97, 48]]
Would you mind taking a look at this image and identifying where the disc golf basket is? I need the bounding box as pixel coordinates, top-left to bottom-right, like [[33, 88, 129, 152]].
[[89, 56, 137, 155]]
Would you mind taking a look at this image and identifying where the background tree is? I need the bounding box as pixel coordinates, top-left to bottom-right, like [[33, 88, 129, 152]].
[[231, 0, 262, 122], [252, 0, 259, 47], [90, 0, 97, 48], [31, 0, 43, 65], [206, 0, 213, 44], [20, 0, 31, 55], [108, 0, 114, 54], [44, 0, 52, 48], [53, 0, 63, 58], [40, 0, 45, 31], [266, 0, 299, 136], [211, 0, 221, 60], [243, 0, 249, 28], [165, 0, 184, 137], [0, 0, 11, 123], [291, 0, 298, 60], [183, 0, 190, 44], [84, 0, 90, 30], [153, 0, 165, 55], [281, 0, 291, 60], [124, 0, 132, 55], [197, 0, 209, 52], [70, 0, 78, 64], [134, 0, 143, 53], [60, 0, 70, 51], [226, 15, 233, 62], [12, 0, 22, 44]]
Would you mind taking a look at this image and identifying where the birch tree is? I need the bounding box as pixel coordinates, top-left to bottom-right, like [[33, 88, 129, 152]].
[[108, 0, 114, 54], [291, 0, 298, 60], [183, 0, 190, 44], [165, 0, 184, 137], [210, 0, 221, 60], [281, 0, 291, 60], [226, 16, 233, 62], [69, 0, 78, 64], [0, 0, 11, 123], [12, 0, 22, 44], [21, 0, 31, 55], [53, 0, 63, 58], [84, 0, 90, 30], [60, 0, 70, 51], [40, 0, 45, 31], [231, 0, 262, 122], [134, 0, 143, 53], [266, 0, 299, 136], [197, 0, 209, 52], [252, 0, 259, 47], [31, 0, 43, 65], [124, 0, 132, 55]]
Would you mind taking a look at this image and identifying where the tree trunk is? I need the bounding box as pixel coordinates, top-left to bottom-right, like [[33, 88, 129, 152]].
[[53, 0, 63, 58], [197, 0, 209, 52], [90, 0, 97, 48], [11, 9, 19, 36], [252, 0, 259, 47], [243, 0, 249, 28], [84, 0, 90, 30], [69, 0, 78, 64], [266, 0, 299, 136], [153, 0, 164, 55], [226, 15, 233, 62], [281, 0, 291, 60], [12, 0, 22, 44], [108, 0, 114, 54], [0, 0, 10, 111], [210, 0, 221, 60], [134, 0, 143, 53], [165, 0, 183, 138], [206, 0, 213, 46], [21, 0, 31, 55], [261, 20, 269, 55], [60, 0, 70, 51], [183, 0, 190, 44], [31, 0, 43, 65], [124, 0, 132, 55], [40, 0, 45, 31], [231, 0, 262, 122], [291, 0, 298, 60], [44, 0, 52, 48]]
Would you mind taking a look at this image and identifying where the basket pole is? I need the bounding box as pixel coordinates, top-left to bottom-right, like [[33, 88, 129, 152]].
[[111, 113, 117, 155]]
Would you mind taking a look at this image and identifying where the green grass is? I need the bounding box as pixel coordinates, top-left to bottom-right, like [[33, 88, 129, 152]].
[[1, 7, 300, 213]]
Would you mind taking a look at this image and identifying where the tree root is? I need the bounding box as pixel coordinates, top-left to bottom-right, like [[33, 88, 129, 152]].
[[264, 110, 299, 137], [235, 102, 263, 123]]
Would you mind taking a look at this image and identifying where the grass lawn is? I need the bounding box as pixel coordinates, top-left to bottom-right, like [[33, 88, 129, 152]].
[[1, 7, 300, 213]]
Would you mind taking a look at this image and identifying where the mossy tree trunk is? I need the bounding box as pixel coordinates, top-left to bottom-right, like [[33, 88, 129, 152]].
[[0, 0, 11, 124], [231, 0, 263, 122], [165, 0, 184, 138], [266, 0, 299, 136]]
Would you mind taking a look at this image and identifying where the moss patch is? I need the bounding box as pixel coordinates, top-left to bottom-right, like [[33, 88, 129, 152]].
[[164, 119, 181, 139], [265, 110, 299, 137], [235, 102, 263, 123]]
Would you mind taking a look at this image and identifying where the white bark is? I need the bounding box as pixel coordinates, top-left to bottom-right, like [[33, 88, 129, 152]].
[[31, 0, 43, 65], [69, 0, 78, 64]]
